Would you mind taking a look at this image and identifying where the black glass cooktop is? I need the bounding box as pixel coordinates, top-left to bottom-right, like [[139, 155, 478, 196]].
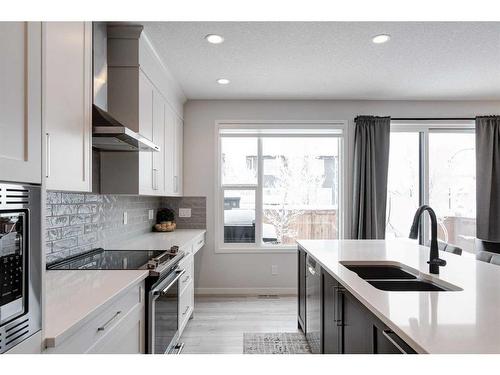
[[46, 248, 165, 270]]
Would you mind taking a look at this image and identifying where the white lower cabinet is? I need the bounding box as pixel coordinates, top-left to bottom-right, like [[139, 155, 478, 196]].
[[179, 281, 194, 335], [45, 281, 145, 354], [178, 251, 194, 336], [87, 303, 145, 354], [177, 233, 205, 337]]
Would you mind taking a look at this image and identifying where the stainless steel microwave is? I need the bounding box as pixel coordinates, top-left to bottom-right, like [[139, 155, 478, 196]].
[[0, 182, 41, 354]]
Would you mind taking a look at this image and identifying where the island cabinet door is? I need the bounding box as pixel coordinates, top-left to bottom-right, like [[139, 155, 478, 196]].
[[321, 269, 342, 354], [297, 247, 306, 333], [342, 290, 373, 354]]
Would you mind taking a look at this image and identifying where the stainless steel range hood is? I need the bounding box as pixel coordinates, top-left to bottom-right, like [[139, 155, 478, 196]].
[[91, 22, 159, 152], [92, 105, 160, 152]]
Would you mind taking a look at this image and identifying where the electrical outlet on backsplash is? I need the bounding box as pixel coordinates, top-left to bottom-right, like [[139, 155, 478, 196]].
[[160, 197, 206, 230], [45, 192, 207, 263]]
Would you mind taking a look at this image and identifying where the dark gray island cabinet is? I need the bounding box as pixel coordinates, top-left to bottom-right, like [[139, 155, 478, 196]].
[[297, 246, 417, 354]]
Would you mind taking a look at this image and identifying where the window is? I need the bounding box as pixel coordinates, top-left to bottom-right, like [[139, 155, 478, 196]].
[[217, 122, 345, 252], [386, 122, 476, 254], [386, 132, 420, 240]]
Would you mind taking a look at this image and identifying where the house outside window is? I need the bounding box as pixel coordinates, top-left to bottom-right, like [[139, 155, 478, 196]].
[[216, 121, 346, 252]]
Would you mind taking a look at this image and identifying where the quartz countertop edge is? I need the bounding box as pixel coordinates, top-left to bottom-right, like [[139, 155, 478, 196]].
[[44, 229, 206, 348], [108, 229, 206, 252], [297, 239, 500, 354]]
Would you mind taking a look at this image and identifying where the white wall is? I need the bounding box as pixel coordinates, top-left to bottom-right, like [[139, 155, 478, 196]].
[[183, 99, 500, 295]]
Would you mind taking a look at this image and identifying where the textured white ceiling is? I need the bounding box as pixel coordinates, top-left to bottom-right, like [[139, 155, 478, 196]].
[[142, 22, 500, 100]]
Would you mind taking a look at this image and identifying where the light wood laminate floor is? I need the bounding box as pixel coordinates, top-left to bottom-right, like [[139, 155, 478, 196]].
[[180, 295, 299, 354]]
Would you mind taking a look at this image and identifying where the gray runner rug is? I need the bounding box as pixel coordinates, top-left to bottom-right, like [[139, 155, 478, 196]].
[[243, 332, 312, 354]]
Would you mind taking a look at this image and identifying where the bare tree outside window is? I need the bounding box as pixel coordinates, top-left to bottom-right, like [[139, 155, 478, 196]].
[[262, 137, 339, 245], [263, 155, 324, 244], [220, 131, 341, 249]]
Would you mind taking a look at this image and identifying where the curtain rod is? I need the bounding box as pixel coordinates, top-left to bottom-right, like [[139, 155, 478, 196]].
[[391, 117, 475, 121]]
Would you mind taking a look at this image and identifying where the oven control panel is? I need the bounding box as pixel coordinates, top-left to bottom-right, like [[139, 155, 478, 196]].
[[1, 254, 23, 306]]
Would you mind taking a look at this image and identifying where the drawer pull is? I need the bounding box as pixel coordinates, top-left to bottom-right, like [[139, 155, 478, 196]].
[[197, 239, 204, 246], [182, 306, 190, 316], [182, 275, 190, 283], [97, 311, 121, 332]]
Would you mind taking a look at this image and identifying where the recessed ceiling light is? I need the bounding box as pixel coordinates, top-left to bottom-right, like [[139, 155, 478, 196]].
[[205, 34, 224, 44], [217, 78, 230, 85], [372, 34, 391, 44]]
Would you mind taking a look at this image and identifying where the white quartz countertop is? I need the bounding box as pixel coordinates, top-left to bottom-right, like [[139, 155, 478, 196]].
[[44, 229, 206, 348], [109, 229, 206, 252], [297, 239, 500, 354], [44, 270, 149, 347]]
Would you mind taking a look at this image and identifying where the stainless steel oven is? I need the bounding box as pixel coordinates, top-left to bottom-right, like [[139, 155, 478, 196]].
[[0, 182, 41, 354], [148, 265, 185, 354]]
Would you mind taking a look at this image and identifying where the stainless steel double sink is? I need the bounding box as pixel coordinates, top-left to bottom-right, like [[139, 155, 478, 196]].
[[341, 262, 461, 292]]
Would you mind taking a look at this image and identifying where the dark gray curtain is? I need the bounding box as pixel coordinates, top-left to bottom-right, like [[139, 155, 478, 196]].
[[351, 116, 391, 239], [476, 116, 500, 242]]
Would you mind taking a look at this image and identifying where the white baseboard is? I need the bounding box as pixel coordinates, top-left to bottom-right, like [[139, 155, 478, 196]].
[[195, 287, 297, 296]]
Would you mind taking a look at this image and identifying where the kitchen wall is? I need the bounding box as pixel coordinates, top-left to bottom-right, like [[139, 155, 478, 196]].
[[45, 192, 206, 264], [183, 99, 500, 295], [160, 196, 206, 229]]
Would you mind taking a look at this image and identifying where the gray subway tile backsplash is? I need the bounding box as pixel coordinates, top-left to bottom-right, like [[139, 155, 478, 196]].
[[160, 196, 207, 229], [45, 191, 206, 263]]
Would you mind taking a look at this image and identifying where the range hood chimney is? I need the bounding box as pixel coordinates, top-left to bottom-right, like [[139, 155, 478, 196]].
[[91, 23, 159, 152]]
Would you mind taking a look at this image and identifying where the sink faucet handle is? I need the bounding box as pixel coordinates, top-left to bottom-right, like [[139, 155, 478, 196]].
[[427, 258, 447, 267]]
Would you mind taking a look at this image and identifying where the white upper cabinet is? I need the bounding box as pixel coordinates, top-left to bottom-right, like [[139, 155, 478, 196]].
[[43, 22, 92, 192], [163, 106, 182, 196], [173, 116, 183, 196], [138, 71, 155, 195], [152, 87, 166, 195], [0, 22, 42, 184], [101, 24, 184, 196], [164, 106, 175, 195]]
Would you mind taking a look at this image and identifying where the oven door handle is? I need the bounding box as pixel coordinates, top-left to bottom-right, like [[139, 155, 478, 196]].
[[153, 269, 186, 296]]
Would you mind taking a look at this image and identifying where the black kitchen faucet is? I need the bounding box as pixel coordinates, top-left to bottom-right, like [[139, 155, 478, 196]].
[[409, 205, 447, 275]]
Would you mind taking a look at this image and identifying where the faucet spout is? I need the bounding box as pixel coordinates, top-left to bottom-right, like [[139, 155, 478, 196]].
[[408, 205, 447, 275]]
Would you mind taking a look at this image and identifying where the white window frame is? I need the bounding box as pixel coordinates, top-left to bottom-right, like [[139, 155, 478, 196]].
[[214, 120, 348, 253], [389, 120, 475, 244]]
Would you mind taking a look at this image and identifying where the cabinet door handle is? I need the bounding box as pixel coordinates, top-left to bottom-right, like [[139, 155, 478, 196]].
[[381, 330, 408, 354], [334, 286, 344, 326], [182, 275, 190, 283], [182, 306, 190, 316], [45, 133, 51, 178], [97, 311, 121, 332], [153, 169, 158, 190]]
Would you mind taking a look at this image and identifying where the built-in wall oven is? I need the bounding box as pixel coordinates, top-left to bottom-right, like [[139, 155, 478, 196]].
[[0, 182, 41, 354], [148, 265, 186, 354]]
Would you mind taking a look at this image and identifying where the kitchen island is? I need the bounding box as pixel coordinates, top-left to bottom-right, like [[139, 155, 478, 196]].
[[297, 239, 500, 354]]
